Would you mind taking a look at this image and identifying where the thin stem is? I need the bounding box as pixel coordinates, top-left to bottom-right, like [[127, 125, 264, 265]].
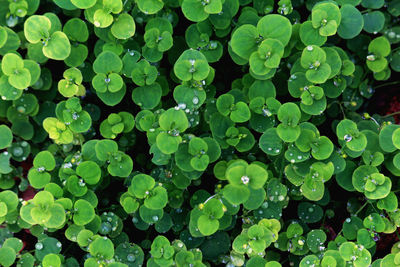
[[383, 110, 400, 118], [354, 201, 369, 216], [374, 81, 400, 89], [395, 229, 400, 241], [338, 102, 346, 119], [327, 100, 340, 109], [336, 201, 368, 238], [278, 144, 288, 180]]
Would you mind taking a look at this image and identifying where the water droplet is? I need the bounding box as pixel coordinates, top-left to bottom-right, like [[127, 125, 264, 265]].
[[308, 207, 314, 213], [37, 166, 45, 172], [152, 216, 159, 222], [56, 242, 62, 248], [262, 108, 272, 117], [35, 242, 43, 250], [307, 45, 313, 51], [345, 218, 351, 223], [241, 175, 250, 184], [127, 254, 136, 262], [13, 147, 23, 157], [192, 97, 199, 105], [344, 134, 352, 142], [178, 103, 186, 109], [17, 106, 25, 113], [72, 113, 79, 120], [105, 78, 111, 83]]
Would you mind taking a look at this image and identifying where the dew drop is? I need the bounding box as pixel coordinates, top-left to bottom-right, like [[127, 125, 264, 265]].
[[13, 147, 23, 157], [344, 134, 352, 142], [17, 106, 25, 113], [35, 242, 43, 250], [127, 254, 136, 262]]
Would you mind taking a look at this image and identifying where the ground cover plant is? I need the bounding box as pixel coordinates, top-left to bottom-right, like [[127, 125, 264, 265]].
[[1, 0, 400, 266]]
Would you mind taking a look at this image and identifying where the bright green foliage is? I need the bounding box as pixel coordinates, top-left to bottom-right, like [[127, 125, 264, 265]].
[[27, 151, 55, 189], [174, 49, 210, 81], [366, 36, 391, 73], [233, 219, 280, 255], [20, 190, 66, 228], [156, 108, 189, 154], [24, 15, 71, 60], [216, 93, 251, 123], [222, 160, 268, 205], [1, 1, 400, 267], [0, 125, 13, 149], [352, 166, 391, 199], [58, 67, 84, 97], [127, 173, 168, 210], [311, 2, 341, 37], [100, 112, 135, 139]]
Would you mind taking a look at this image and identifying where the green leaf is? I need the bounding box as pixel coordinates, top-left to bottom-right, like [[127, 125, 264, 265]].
[[363, 11, 385, 34], [223, 184, 250, 205], [0, 247, 16, 267], [231, 24, 259, 60], [129, 174, 155, 198], [89, 237, 114, 260], [257, 14, 292, 46], [1, 53, 24, 76], [42, 31, 71, 60], [93, 51, 123, 74], [71, 0, 96, 8], [144, 186, 168, 210], [174, 49, 210, 81], [111, 13, 136, 39], [337, 4, 364, 39], [137, 0, 164, 14], [197, 215, 219, 236], [76, 161, 101, 185], [33, 151, 55, 170], [73, 199, 95, 226], [132, 83, 162, 110], [42, 254, 61, 267], [181, 0, 209, 22], [0, 125, 13, 149], [24, 15, 51, 43]]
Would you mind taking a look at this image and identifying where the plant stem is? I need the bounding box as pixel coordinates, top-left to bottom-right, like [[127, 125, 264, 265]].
[[278, 144, 288, 180], [382, 111, 400, 118], [335, 201, 368, 238], [338, 102, 346, 119], [374, 81, 400, 89], [354, 201, 368, 216]]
